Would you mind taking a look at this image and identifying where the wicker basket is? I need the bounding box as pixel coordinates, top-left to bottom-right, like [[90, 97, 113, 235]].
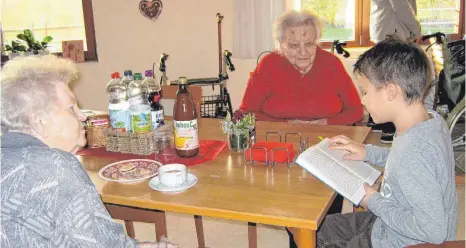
[[104, 129, 156, 156], [84, 111, 109, 148]]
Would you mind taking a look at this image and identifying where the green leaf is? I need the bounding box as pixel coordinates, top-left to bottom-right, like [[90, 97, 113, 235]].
[[23, 29, 34, 40], [15, 45, 27, 52], [16, 34, 26, 41], [5, 45, 13, 51], [42, 36, 53, 43]]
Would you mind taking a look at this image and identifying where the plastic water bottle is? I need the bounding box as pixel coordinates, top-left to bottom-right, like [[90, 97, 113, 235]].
[[106, 72, 130, 132], [128, 73, 152, 133], [142, 70, 164, 129], [141, 70, 159, 102], [127, 72, 144, 104], [129, 98, 152, 134], [121, 70, 134, 89]]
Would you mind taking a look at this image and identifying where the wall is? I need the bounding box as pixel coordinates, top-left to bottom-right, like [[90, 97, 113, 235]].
[[73, 0, 362, 112]]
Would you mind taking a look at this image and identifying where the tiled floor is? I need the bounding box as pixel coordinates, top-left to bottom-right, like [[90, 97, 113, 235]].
[[115, 183, 465, 247]]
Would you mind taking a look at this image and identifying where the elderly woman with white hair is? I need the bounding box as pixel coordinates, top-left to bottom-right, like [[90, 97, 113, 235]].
[[239, 10, 363, 248], [0, 55, 176, 248], [239, 10, 363, 125]]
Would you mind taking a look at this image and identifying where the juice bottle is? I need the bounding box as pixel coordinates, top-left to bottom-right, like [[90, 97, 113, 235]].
[[173, 77, 199, 157]]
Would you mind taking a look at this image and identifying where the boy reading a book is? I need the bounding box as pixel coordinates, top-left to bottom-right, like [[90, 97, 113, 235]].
[[317, 38, 458, 247]]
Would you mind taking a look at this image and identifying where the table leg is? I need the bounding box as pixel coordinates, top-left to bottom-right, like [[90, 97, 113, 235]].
[[289, 227, 316, 248], [194, 215, 207, 248], [248, 222, 258, 248], [124, 220, 135, 238], [154, 211, 167, 241]]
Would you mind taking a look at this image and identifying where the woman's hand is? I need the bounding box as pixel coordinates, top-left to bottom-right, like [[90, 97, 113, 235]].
[[288, 119, 328, 125], [309, 118, 327, 125], [328, 135, 366, 160]]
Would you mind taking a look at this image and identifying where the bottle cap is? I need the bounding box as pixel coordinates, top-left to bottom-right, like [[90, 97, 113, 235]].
[[134, 73, 143, 80], [111, 72, 120, 79], [145, 70, 153, 77], [178, 77, 188, 85], [124, 70, 133, 76]]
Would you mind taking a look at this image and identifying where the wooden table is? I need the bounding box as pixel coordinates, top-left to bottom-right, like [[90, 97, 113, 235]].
[[79, 119, 370, 248]]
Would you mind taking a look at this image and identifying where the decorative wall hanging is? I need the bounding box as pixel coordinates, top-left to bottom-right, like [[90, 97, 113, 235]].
[[139, 0, 163, 21], [62, 40, 85, 62]]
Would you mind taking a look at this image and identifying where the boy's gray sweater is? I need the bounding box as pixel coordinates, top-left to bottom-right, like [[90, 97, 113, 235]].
[[366, 111, 457, 247]]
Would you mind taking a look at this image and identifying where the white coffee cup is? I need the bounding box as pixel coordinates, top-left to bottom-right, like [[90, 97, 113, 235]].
[[158, 163, 188, 188]]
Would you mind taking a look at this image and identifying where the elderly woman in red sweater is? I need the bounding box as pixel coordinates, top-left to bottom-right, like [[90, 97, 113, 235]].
[[239, 10, 363, 125]]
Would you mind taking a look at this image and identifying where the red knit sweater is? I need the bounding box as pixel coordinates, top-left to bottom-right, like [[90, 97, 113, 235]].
[[239, 48, 363, 125]]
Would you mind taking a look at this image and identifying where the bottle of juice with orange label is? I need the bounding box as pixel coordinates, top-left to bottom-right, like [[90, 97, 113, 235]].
[[173, 77, 199, 157]]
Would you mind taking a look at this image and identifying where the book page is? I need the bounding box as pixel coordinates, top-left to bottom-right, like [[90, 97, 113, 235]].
[[316, 139, 381, 186], [296, 147, 366, 205]]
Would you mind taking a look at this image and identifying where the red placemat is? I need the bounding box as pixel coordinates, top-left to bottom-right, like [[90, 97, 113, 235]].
[[76, 140, 227, 166]]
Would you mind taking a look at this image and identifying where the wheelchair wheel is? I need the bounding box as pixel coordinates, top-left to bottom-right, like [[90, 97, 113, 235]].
[[446, 98, 465, 175]]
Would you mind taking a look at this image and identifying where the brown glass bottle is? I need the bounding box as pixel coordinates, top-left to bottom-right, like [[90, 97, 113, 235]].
[[173, 77, 199, 157]]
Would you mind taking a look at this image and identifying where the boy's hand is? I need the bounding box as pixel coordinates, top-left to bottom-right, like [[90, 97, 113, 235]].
[[359, 183, 378, 209], [328, 135, 366, 160]]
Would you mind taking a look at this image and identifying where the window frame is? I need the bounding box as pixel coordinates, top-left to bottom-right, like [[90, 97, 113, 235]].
[[55, 0, 98, 61], [81, 0, 98, 61], [301, 0, 465, 48]]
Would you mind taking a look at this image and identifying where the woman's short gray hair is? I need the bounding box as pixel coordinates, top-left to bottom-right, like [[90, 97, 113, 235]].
[[274, 10, 323, 44], [1, 55, 78, 133]]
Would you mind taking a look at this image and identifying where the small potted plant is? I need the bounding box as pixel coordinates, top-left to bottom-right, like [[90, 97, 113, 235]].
[[221, 110, 256, 152], [16, 29, 53, 55]]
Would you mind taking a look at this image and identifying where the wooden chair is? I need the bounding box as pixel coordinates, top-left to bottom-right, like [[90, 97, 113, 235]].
[[106, 205, 207, 248], [105, 85, 208, 248], [105, 204, 167, 241]]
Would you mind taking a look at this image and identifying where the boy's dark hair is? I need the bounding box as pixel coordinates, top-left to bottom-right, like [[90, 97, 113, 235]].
[[353, 38, 432, 104]]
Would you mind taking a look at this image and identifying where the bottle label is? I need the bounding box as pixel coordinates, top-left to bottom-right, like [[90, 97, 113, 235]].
[[174, 120, 199, 150], [151, 110, 165, 129], [109, 109, 129, 132], [131, 112, 152, 133]]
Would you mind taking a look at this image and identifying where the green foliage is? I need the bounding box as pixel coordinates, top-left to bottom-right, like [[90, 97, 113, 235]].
[[5, 40, 27, 53], [302, 0, 346, 28], [14, 29, 53, 55], [221, 111, 256, 135]]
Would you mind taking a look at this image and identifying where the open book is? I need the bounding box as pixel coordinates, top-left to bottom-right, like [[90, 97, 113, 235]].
[[296, 138, 381, 206]]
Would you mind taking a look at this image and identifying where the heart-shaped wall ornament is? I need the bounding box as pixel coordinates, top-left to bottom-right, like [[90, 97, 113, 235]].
[[139, 0, 163, 21]]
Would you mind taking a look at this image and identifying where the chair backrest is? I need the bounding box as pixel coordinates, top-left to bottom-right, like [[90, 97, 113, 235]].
[[161, 85, 202, 118]]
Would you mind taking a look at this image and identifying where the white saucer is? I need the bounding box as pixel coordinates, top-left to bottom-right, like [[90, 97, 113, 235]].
[[149, 173, 198, 192]]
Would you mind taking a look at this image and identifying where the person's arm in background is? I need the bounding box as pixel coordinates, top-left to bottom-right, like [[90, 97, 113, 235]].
[[390, 0, 422, 40], [239, 56, 275, 121], [326, 58, 364, 125]]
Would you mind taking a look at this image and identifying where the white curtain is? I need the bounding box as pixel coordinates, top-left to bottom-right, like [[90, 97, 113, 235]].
[[233, 0, 286, 59]]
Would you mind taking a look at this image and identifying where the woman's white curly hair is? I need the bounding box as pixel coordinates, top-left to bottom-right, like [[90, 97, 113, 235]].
[[274, 10, 323, 45], [1, 55, 79, 133]]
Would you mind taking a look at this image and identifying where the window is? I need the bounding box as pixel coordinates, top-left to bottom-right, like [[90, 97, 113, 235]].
[[418, 0, 463, 38], [297, 0, 357, 42], [295, 0, 464, 47], [2, 0, 97, 60]]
